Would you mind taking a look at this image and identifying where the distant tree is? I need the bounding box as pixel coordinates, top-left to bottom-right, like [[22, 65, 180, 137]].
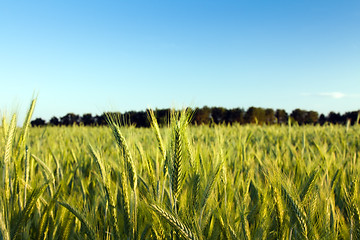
[[132, 110, 149, 127], [245, 107, 266, 124], [265, 108, 276, 124], [33, 106, 360, 128], [31, 118, 46, 127], [119, 111, 148, 127], [81, 113, 94, 126], [194, 106, 211, 125], [327, 112, 343, 124], [290, 109, 307, 125], [211, 107, 226, 124], [94, 114, 107, 126], [117, 112, 126, 123], [155, 109, 170, 126], [318, 114, 326, 125], [304, 111, 318, 125], [49, 117, 59, 126], [244, 107, 256, 124], [60, 113, 80, 126], [224, 108, 244, 124], [256, 108, 266, 124], [343, 111, 360, 125], [275, 109, 288, 124]]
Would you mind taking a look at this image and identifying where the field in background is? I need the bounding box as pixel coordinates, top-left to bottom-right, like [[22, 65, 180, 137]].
[[1, 101, 360, 239]]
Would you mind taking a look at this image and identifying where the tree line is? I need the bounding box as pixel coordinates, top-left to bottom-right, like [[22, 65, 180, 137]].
[[30, 106, 360, 127]]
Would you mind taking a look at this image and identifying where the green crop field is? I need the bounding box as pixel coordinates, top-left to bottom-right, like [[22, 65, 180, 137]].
[[1, 100, 360, 239]]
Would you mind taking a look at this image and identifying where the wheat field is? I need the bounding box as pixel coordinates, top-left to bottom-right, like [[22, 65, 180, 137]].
[[1, 100, 360, 239]]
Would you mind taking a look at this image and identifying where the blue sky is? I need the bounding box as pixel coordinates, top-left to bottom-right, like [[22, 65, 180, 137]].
[[1, 1, 359, 122]]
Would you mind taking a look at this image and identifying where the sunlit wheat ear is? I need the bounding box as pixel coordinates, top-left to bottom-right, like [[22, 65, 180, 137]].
[[183, 128, 195, 168], [106, 115, 137, 190], [88, 144, 106, 183], [50, 149, 63, 181], [2, 115, 9, 141], [179, 108, 194, 129], [171, 122, 183, 201], [150, 204, 197, 240], [136, 143, 156, 198], [148, 109, 166, 160], [3, 114, 16, 201], [31, 154, 55, 196], [3, 114, 16, 164], [17, 98, 36, 151]]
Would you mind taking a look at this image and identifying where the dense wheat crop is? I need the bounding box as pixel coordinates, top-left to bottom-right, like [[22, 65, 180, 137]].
[[1, 101, 360, 239]]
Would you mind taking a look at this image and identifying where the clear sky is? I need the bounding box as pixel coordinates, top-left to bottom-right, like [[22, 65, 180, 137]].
[[1, 1, 359, 122]]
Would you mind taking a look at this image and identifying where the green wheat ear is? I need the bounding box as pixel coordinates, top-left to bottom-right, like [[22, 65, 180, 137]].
[[150, 204, 197, 240], [299, 169, 319, 202], [106, 114, 137, 190], [200, 161, 222, 210], [272, 186, 284, 239], [3, 114, 16, 165], [3, 114, 16, 202], [58, 201, 96, 240], [281, 185, 308, 239], [36, 183, 63, 240], [148, 109, 166, 161], [118, 171, 132, 237], [191, 173, 201, 211], [11, 182, 49, 240], [17, 98, 36, 151], [171, 121, 183, 200], [2, 115, 9, 141], [88, 144, 120, 238]]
